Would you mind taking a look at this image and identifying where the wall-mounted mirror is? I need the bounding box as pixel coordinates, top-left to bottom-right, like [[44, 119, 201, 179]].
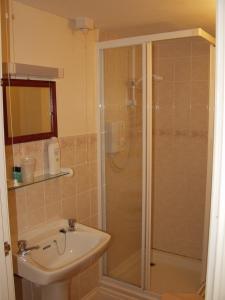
[[2, 79, 58, 144]]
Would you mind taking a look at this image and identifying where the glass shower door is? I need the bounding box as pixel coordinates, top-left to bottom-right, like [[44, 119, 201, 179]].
[[150, 37, 212, 294], [100, 44, 145, 287]]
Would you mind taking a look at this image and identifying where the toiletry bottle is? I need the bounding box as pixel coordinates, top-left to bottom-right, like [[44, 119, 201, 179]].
[[48, 137, 61, 175], [12, 166, 22, 183], [21, 157, 36, 183]]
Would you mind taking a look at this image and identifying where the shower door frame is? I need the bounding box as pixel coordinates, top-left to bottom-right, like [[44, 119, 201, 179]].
[[97, 42, 150, 291], [97, 28, 215, 298]]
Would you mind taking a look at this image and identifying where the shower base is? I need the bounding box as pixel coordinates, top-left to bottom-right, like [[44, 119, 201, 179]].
[[150, 249, 202, 294], [108, 249, 201, 295]]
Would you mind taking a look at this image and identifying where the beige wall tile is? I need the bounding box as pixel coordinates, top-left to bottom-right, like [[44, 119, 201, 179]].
[[188, 140, 207, 178], [44, 178, 61, 205], [59, 136, 75, 167], [160, 83, 174, 108], [90, 214, 99, 229], [152, 43, 159, 59], [62, 196, 76, 219], [27, 206, 45, 228], [46, 201, 61, 221], [75, 135, 88, 165], [90, 189, 98, 216], [76, 164, 90, 193], [174, 82, 190, 131], [42, 140, 49, 174], [191, 55, 210, 81], [190, 106, 208, 132], [174, 57, 191, 82], [8, 133, 98, 241], [87, 134, 97, 162], [15, 189, 28, 216], [20, 141, 45, 176], [77, 191, 91, 221], [80, 217, 91, 226], [26, 183, 45, 211], [174, 109, 189, 131], [174, 82, 191, 108], [157, 59, 174, 81], [61, 174, 76, 199], [155, 107, 174, 132], [89, 162, 98, 189], [191, 39, 210, 57], [17, 213, 29, 234], [157, 39, 191, 58], [191, 81, 209, 106]]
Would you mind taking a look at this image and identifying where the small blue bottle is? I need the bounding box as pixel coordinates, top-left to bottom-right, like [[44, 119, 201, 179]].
[[12, 166, 22, 183]]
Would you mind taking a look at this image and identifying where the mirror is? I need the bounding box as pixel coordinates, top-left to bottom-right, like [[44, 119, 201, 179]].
[[2, 79, 58, 144]]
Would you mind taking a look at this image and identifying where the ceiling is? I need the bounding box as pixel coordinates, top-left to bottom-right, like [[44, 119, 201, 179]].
[[15, 0, 216, 38]]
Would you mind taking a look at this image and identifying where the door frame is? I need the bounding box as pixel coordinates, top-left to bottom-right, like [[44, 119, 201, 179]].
[[201, 45, 215, 281], [97, 42, 150, 291], [205, 0, 225, 299], [0, 10, 15, 300]]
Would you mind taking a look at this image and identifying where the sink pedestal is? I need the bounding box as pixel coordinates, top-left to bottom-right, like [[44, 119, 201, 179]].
[[15, 277, 71, 300], [40, 280, 70, 300]]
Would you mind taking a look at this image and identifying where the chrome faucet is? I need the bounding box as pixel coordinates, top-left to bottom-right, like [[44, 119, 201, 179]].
[[17, 240, 40, 256], [68, 218, 76, 231]]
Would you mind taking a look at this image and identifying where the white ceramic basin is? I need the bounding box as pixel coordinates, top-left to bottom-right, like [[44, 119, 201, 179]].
[[13, 220, 111, 285]]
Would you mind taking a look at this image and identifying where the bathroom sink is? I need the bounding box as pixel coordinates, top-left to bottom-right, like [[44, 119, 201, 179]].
[[13, 220, 111, 285]]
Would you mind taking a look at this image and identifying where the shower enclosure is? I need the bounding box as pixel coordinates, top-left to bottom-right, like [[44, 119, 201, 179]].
[[98, 29, 215, 298]]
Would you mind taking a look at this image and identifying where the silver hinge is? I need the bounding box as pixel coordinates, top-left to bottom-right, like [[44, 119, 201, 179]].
[[4, 242, 11, 256]]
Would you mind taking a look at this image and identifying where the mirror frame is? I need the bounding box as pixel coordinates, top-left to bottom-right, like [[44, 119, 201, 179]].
[[2, 78, 58, 145]]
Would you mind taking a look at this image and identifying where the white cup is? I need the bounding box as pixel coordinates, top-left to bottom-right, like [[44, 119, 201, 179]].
[[21, 157, 36, 183]]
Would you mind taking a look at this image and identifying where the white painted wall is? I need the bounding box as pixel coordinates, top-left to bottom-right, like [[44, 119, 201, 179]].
[[11, 1, 98, 137]]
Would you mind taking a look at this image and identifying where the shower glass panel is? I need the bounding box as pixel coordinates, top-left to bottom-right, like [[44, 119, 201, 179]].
[[101, 45, 144, 287], [150, 37, 211, 294]]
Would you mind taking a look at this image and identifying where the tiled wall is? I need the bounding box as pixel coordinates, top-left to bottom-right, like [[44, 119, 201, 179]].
[[6, 133, 99, 299], [152, 37, 210, 259]]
